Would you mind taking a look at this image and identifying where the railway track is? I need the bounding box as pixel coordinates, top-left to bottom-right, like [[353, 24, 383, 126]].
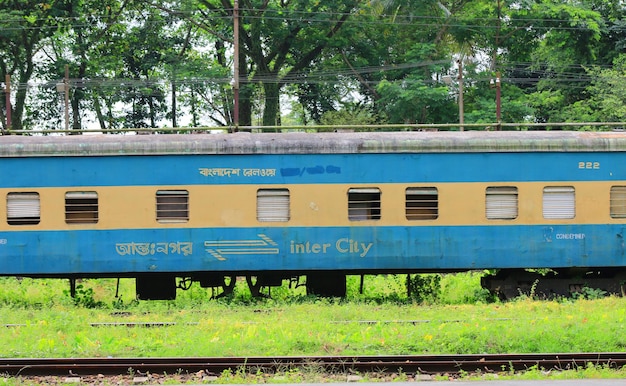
[[2, 353, 626, 378]]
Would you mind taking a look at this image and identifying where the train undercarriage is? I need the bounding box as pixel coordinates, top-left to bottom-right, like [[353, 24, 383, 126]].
[[134, 271, 351, 300], [481, 268, 626, 300], [58, 267, 626, 301]]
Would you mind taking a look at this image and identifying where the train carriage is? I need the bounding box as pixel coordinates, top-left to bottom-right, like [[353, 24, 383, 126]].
[[1, 130, 626, 299]]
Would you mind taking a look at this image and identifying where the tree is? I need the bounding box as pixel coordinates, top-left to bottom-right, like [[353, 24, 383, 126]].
[[561, 54, 626, 124], [175, 47, 234, 127], [152, 0, 363, 126], [0, 0, 71, 131], [497, 0, 604, 123], [292, 0, 459, 125], [4, 0, 626, 131], [463, 72, 534, 125], [28, 0, 133, 131], [376, 74, 455, 124]]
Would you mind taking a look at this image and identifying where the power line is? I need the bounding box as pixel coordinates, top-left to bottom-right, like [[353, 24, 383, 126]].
[[0, 6, 621, 32], [4, 72, 612, 92]]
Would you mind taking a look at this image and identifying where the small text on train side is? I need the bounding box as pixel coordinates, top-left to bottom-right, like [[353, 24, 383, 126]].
[[555, 233, 586, 240], [578, 161, 600, 169]]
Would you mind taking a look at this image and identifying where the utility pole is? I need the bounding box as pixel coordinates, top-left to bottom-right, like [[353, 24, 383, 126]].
[[172, 69, 177, 128], [233, 0, 240, 131], [457, 60, 464, 131], [494, 0, 502, 130], [64, 65, 70, 132], [495, 71, 501, 127], [4, 75, 11, 132]]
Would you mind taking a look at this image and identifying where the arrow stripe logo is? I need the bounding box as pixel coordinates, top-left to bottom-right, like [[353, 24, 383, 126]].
[[204, 234, 279, 261]]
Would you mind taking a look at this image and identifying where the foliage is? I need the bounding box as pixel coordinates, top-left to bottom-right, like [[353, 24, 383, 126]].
[[581, 54, 626, 122], [406, 274, 441, 303], [571, 286, 608, 300], [463, 74, 535, 125], [317, 102, 381, 129], [63, 284, 105, 308], [0, 0, 72, 131], [439, 272, 498, 304], [2, 0, 626, 131], [376, 77, 455, 124]]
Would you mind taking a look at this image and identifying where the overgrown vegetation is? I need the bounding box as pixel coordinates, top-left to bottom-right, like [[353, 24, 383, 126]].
[[0, 271, 608, 309], [1, 274, 626, 382], [407, 274, 441, 303], [0, 273, 496, 309]]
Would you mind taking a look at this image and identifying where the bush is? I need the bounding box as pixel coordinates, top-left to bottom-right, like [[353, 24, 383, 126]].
[[407, 274, 441, 303]]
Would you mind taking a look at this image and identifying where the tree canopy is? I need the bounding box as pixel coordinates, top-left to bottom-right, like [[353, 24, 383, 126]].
[[1, 0, 625, 132]]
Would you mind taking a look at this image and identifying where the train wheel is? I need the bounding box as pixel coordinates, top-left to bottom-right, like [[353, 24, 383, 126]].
[[246, 275, 261, 297], [306, 272, 346, 297], [246, 276, 270, 298], [212, 276, 237, 299]]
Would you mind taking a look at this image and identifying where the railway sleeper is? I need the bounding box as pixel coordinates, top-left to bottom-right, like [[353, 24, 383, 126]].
[[482, 268, 626, 300]]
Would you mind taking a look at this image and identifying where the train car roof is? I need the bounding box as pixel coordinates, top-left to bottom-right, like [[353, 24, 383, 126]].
[[1, 131, 626, 157]]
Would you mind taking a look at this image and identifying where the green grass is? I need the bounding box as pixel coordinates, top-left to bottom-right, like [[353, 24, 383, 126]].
[[4, 297, 626, 358], [0, 273, 625, 360], [0, 272, 490, 309], [2, 273, 626, 384]]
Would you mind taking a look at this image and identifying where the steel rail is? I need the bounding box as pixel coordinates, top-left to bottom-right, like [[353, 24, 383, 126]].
[[2, 353, 625, 377]]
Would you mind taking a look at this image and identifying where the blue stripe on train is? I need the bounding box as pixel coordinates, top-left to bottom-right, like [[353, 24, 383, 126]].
[[1, 224, 623, 275], [2, 152, 624, 188]]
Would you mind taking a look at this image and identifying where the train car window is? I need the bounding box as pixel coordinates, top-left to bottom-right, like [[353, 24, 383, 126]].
[[348, 188, 381, 221], [406, 187, 438, 220], [7, 192, 41, 225], [65, 191, 98, 224], [542, 186, 575, 219], [156, 190, 189, 223], [257, 189, 290, 222], [485, 186, 518, 220], [610, 186, 626, 218]]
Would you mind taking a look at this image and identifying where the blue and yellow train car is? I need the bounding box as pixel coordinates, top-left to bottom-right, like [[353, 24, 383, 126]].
[[1, 131, 626, 299]]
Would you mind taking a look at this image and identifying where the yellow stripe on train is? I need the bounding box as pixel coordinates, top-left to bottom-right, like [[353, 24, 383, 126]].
[[0, 181, 624, 231]]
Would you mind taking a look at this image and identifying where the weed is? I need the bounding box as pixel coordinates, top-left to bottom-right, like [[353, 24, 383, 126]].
[[111, 296, 139, 309], [472, 287, 499, 303], [393, 367, 409, 381], [406, 274, 441, 303], [63, 284, 105, 308], [529, 279, 540, 299], [571, 286, 608, 300]]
